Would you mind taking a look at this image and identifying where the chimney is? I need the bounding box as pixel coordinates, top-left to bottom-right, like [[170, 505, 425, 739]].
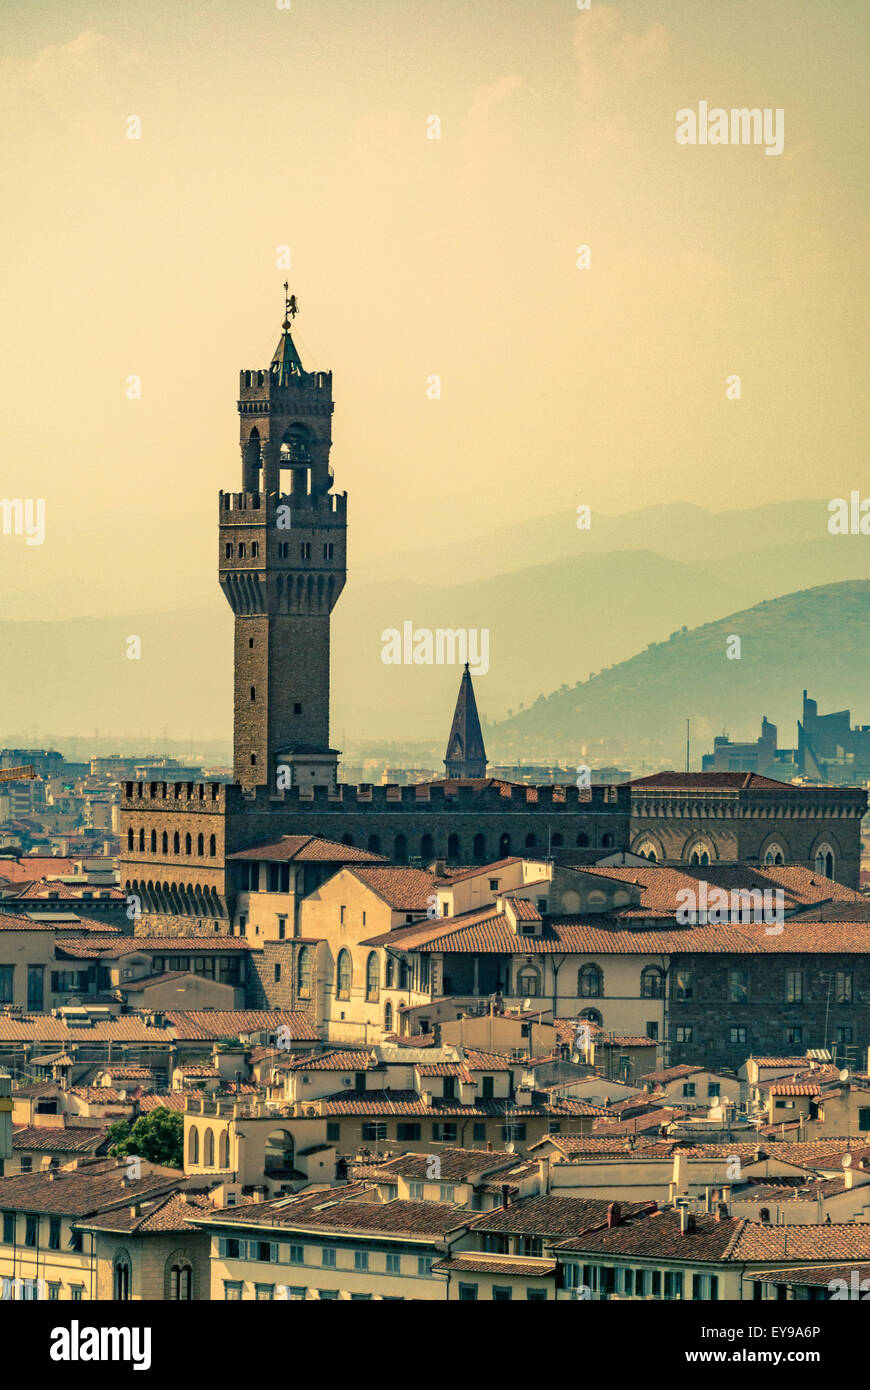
[[486, 1140, 492, 1152], [704, 1187, 711, 1213], [715, 1201, 729, 1222], [129, 1203, 141, 1218], [606, 1201, 621, 1229], [538, 1158, 550, 1195], [845, 1166, 854, 1190], [680, 1207, 696, 1235], [500, 1184, 510, 1210]]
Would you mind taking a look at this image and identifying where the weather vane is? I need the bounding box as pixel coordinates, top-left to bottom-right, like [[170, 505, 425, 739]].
[[283, 282, 298, 328]]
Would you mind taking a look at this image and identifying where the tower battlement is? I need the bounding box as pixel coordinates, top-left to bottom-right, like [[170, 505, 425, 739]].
[[239, 367, 332, 394], [219, 490, 347, 521]]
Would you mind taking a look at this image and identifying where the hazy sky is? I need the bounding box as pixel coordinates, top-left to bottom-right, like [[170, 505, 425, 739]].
[[1, 0, 867, 622]]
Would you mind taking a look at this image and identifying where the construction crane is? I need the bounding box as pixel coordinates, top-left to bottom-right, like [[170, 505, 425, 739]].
[[0, 765, 36, 783]]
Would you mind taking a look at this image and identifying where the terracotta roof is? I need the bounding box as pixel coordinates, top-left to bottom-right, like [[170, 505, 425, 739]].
[[0, 1162, 183, 1216], [283, 1049, 379, 1072], [558, 1208, 742, 1260], [437, 858, 522, 885], [352, 1148, 524, 1183], [459, 1050, 516, 1073], [641, 1065, 705, 1084], [164, 1010, 318, 1041], [433, 1253, 556, 1276], [770, 1084, 821, 1097], [194, 1195, 469, 1239], [228, 835, 386, 864], [79, 1190, 212, 1234], [731, 1222, 870, 1262], [531, 1135, 663, 1156], [138, 1092, 199, 1113], [593, 1108, 688, 1136], [748, 1057, 812, 1068], [574, 863, 865, 919], [0, 856, 78, 882], [0, 1016, 172, 1043], [10, 880, 125, 901], [628, 772, 790, 790], [56, 936, 250, 959], [752, 1263, 870, 1286], [12, 1125, 109, 1153], [175, 1064, 220, 1078], [69, 1087, 133, 1104], [472, 1194, 652, 1237], [364, 910, 870, 956], [346, 866, 436, 912], [313, 1089, 602, 1118]]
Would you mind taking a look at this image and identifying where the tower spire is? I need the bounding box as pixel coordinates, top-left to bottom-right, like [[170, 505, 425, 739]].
[[444, 662, 488, 779], [272, 284, 303, 380]]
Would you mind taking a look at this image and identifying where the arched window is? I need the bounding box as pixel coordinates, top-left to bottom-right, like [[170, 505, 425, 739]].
[[297, 946, 311, 998], [368, 835, 381, 854], [636, 840, 657, 862], [384, 956, 394, 988], [499, 832, 512, 856], [579, 1007, 602, 1027], [517, 966, 541, 998], [162, 831, 169, 854], [209, 835, 216, 857], [384, 1000, 393, 1033], [759, 1208, 771, 1225], [601, 833, 614, 849], [265, 1130, 294, 1177], [113, 1254, 132, 1301], [341, 833, 354, 847], [336, 949, 352, 999], [167, 1258, 193, 1300], [366, 952, 379, 1001], [173, 831, 180, 854], [185, 833, 192, 855], [394, 834, 407, 863], [525, 833, 538, 849], [150, 830, 157, 852], [421, 833, 434, 861], [204, 1128, 215, 1167], [127, 829, 134, 851], [641, 965, 664, 999], [447, 833, 460, 860], [473, 833, 486, 861], [815, 844, 835, 878], [188, 1126, 199, 1166], [138, 829, 145, 852], [197, 833, 204, 855], [551, 833, 563, 848], [219, 1131, 229, 1168], [578, 963, 603, 998], [576, 832, 589, 848], [688, 840, 713, 866], [398, 960, 409, 990]]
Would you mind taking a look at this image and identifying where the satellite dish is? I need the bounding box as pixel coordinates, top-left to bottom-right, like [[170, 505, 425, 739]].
[[840, 1069, 851, 1083], [522, 998, 531, 1012], [843, 1153, 853, 1169], [505, 1142, 516, 1154]]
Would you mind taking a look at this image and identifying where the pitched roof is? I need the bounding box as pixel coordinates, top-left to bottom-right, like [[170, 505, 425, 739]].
[[12, 1125, 109, 1154], [730, 1222, 870, 1262], [164, 1010, 318, 1041], [558, 1209, 742, 1260], [0, 1162, 183, 1216], [352, 1148, 523, 1183], [228, 835, 386, 864], [628, 772, 790, 790], [472, 1194, 652, 1237], [195, 1195, 468, 1239], [79, 1190, 212, 1234], [346, 866, 436, 912]]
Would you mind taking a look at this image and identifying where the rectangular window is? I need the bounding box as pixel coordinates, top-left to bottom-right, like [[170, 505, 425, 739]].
[[326, 1123, 340, 1143], [664, 1271, 683, 1300], [25, 1215, 37, 1247], [362, 1123, 387, 1142], [836, 1026, 854, 1046], [220, 1237, 244, 1260], [836, 972, 854, 1004], [526, 1288, 547, 1301], [441, 1185, 455, 1203], [674, 1026, 693, 1044], [354, 1252, 369, 1272], [433, 1123, 457, 1143], [49, 1218, 61, 1250], [473, 1123, 486, 1142], [784, 969, 803, 1004], [48, 1284, 60, 1301], [682, 1083, 696, 1098], [386, 1254, 401, 1274], [481, 1076, 494, 1099], [278, 917, 286, 940], [728, 969, 749, 1004], [408, 1182, 424, 1199], [501, 1123, 526, 1142], [224, 1282, 244, 1300], [674, 970, 694, 1001], [2, 1212, 14, 1243], [785, 1025, 802, 1046], [729, 1027, 747, 1044], [442, 1076, 456, 1100], [418, 1256, 433, 1276], [26, 966, 43, 1012], [321, 1248, 336, 1268], [707, 1083, 720, 1098], [288, 1245, 304, 1265], [0, 966, 13, 1004], [396, 1123, 421, 1142], [69, 1229, 83, 1253], [493, 1286, 512, 1301], [858, 1108, 870, 1132], [458, 1283, 478, 1300], [254, 1284, 273, 1301]]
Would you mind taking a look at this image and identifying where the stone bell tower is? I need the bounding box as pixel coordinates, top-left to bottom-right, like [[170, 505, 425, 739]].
[[219, 288, 347, 790]]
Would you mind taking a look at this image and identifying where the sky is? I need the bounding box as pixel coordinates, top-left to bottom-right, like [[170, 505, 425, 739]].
[[0, 0, 868, 623]]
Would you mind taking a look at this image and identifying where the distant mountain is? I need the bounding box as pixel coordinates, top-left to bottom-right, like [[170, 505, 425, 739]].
[[486, 581, 870, 769]]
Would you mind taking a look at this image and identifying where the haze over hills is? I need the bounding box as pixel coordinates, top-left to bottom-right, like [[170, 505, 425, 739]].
[[0, 498, 867, 756], [487, 581, 870, 770]]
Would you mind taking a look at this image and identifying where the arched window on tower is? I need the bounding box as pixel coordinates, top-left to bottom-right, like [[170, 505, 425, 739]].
[[197, 833, 204, 855], [366, 952, 379, 1001], [162, 831, 169, 854], [127, 829, 134, 851], [173, 832, 180, 854], [209, 835, 216, 857], [447, 833, 460, 860], [150, 830, 157, 853], [297, 946, 311, 999], [336, 949, 352, 999]]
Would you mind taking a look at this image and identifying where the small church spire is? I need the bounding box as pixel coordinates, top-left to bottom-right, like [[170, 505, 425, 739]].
[[444, 662, 488, 779]]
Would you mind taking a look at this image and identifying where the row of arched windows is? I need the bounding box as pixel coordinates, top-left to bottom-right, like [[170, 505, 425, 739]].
[[318, 830, 612, 863], [328, 949, 410, 1002], [188, 1126, 230, 1168], [127, 828, 216, 858], [113, 1252, 193, 1301], [126, 879, 223, 918]]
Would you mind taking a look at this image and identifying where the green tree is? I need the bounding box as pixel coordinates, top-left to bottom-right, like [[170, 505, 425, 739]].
[[106, 1108, 183, 1169]]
